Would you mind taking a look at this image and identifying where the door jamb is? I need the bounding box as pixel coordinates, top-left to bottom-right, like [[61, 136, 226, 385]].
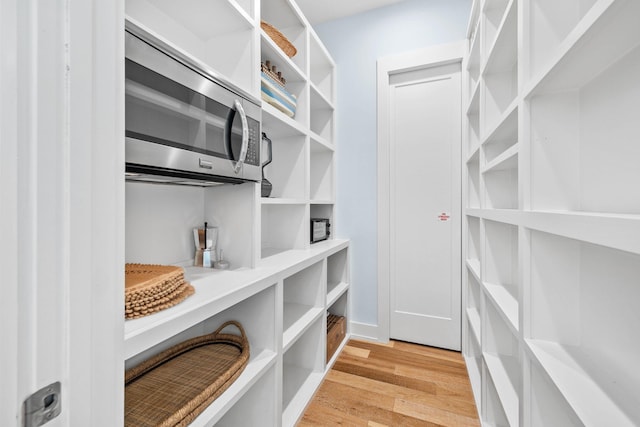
[[376, 41, 466, 342]]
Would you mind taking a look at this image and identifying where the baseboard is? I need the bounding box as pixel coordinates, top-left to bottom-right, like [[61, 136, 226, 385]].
[[349, 321, 386, 343]]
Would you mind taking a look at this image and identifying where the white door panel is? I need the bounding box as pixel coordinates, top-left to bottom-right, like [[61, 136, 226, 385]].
[[388, 64, 461, 350]]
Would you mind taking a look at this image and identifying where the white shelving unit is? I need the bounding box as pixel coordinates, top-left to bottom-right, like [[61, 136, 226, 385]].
[[126, 0, 257, 95], [123, 0, 345, 425], [259, 0, 337, 263], [463, 0, 640, 425]]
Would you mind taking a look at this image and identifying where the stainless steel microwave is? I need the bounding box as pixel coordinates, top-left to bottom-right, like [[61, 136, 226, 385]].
[[124, 23, 261, 186]]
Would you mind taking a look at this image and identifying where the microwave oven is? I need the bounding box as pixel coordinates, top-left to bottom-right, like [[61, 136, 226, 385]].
[[124, 22, 261, 186], [310, 218, 331, 243]]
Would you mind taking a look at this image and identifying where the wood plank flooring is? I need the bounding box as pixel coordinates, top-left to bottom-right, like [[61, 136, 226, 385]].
[[298, 340, 480, 426]]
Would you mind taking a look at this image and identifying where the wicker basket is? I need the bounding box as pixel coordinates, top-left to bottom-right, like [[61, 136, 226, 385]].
[[125, 263, 194, 319], [125, 321, 250, 427], [261, 20, 297, 58], [326, 314, 346, 362]]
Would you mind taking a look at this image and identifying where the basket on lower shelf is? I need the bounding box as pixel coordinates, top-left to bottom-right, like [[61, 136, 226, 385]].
[[326, 313, 346, 362], [125, 321, 250, 427]]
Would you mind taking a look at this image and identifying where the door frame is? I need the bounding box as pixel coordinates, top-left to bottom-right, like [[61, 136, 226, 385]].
[[377, 41, 466, 343]]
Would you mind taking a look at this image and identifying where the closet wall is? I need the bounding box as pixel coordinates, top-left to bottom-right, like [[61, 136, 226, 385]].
[[462, 0, 640, 425]]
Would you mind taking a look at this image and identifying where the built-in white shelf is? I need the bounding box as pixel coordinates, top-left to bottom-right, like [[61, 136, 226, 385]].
[[521, 210, 640, 255], [466, 307, 481, 345], [123, 1, 342, 425], [466, 80, 480, 116], [525, 0, 640, 98], [309, 30, 335, 103], [481, 0, 516, 76], [282, 315, 324, 425], [327, 281, 348, 308], [125, 239, 349, 358], [467, 31, 481, 93], [483, 353, 519, 427], [482, 143, 518, 174], [466, 258, 481, 283], [282, 368, 324, 426], [483, 364, 510, 426], [483, 281, 518, 334], [125, 2, 256, 95], [526, 340, 638, 426], [190, 349, 278, 426]]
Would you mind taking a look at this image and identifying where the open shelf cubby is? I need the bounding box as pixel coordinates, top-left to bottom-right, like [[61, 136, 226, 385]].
[[484, 300, 520, 427], [467, 270, 481, 345], [467, 150, 481, 209], [260, 35, 309, 129], [483, 220, 518, 332], [481, 0, 512, 64], [465, 320, 482, 410], [126, 0, 256, 93], [125, 285, 278, 426], [467, 28, 481, 97], [526, 0, 598, 80], [483, 362, 511, 427], [216, 365, 278, 427], [261, 203, 307, 259], [283, 260, 324, 350], [327, 248, 348, 304], [529, 42, 640, 215], [309, 87, 334, 141], [261, 112, 307, 201], [467, 215, 481, 263], [527, 359, 583, 427], [482, 0, 517, 133], [309, 31, 334, 103], [310, 139, 334, 202], [260, 0, 307, 75], [467, 95, 480, 152], [282, 317, 324, 426], [528, 230, 640, 425], [482, 103, 517, 164]]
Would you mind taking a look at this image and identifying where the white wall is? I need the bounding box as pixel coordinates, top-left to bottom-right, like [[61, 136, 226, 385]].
[[316, 0, 471, 326]]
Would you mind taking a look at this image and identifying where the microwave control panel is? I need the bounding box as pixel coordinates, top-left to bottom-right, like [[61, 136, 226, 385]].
[[244, 121, 260, 166]]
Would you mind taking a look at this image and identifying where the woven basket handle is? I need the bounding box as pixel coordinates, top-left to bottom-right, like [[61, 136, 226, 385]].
[[213, 320, 247, 340]]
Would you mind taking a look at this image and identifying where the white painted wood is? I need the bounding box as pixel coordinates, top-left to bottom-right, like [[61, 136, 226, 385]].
[[378, 41, 466, 345], [1, 0, 124, 425], [388, 62, 462, 350], [0, 0, 20, 423], [388, 60, 462, 346], [464, 0, 640, 424], [126, 0, 258, 95], [216, 364, 278, 426]]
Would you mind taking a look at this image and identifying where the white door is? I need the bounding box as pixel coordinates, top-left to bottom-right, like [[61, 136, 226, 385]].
[[1, 1, 123, 425], [378, 44, 462, 351]]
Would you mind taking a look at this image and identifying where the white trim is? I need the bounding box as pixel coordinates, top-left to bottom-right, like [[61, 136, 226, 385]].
[[376, 41, 466, 343], [349, 321, 383, 343], [0, 0, 19, 422]]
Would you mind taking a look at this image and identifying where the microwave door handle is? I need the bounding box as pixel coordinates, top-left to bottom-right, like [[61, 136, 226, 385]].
[[233, 99, 249, 174]]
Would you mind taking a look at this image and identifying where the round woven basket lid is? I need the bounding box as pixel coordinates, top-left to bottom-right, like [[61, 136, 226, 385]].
[[125, 263, 184, 293]]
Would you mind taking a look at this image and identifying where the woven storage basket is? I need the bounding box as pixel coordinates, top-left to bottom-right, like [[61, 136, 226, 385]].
[[261, 20, 297, 58], [125, 321, 250, 427]]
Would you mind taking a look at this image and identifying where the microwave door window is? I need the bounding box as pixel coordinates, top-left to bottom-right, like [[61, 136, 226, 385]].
[[125, 60, 206, 153], [125, 59, 233, 161], [205, 98, 235, 160]]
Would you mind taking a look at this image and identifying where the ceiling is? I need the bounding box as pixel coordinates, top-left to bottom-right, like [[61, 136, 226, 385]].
[[296, 0, 407, 25]]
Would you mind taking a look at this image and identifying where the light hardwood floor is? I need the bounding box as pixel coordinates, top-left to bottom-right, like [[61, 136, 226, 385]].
[[298, 339, 480, 426]]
